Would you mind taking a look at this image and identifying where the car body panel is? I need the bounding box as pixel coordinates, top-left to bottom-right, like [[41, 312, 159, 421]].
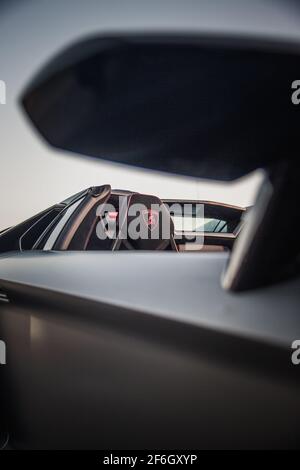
[[0, 251, 300, 449], [0, 251, 300, 346]]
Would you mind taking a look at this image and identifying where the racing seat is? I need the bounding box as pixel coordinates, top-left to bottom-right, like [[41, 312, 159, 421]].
[[112, 194, 178, 251]]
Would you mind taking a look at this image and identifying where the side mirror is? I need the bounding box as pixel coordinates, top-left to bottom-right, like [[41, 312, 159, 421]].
[[21, 34, 300, 181]]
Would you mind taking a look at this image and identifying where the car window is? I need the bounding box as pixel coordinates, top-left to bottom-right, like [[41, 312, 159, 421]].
[[43, 198, 84, 250], [19, 208, 63, 250], [173, 215, 228, 233]]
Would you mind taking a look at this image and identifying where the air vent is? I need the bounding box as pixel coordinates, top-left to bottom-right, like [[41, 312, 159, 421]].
[[0, 291, 9, 303]]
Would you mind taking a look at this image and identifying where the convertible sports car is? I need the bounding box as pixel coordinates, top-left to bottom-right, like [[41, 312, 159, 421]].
[[1, 0, 300, 451], [0, 186, 245, 254]]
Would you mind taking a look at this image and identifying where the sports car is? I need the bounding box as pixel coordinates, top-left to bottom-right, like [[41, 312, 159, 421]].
[[0, 186, 245, 254], [1, 0, 300, 451]]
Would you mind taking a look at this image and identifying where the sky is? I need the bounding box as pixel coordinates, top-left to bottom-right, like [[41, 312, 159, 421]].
[[2, 0, 297, 229]]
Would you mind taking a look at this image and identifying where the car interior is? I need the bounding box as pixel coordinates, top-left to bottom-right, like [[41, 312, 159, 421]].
[[0, 186, 244, 255]]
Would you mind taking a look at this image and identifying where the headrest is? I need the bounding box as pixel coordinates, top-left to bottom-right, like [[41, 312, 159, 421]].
[[120, 194, 174, 250]]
